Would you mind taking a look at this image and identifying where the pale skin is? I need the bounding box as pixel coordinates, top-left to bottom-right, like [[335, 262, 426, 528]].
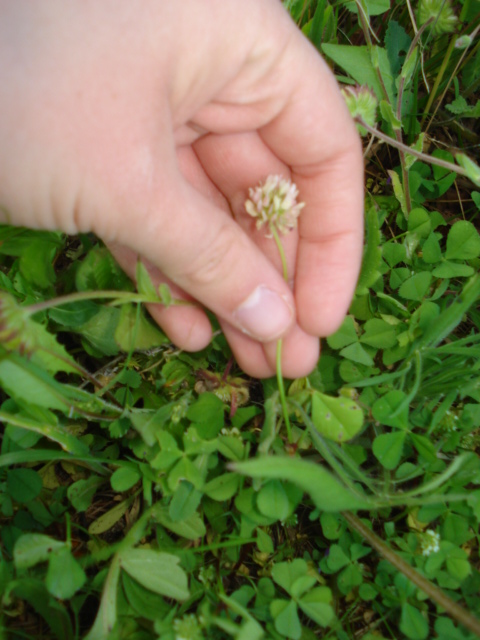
[[0, 0, 364, 379]]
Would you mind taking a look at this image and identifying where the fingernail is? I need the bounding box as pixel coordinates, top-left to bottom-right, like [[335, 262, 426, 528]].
[[233, 286, 294, 341]]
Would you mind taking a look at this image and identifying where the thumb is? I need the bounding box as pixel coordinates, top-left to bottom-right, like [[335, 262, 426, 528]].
[[114, 176, 295, 343]]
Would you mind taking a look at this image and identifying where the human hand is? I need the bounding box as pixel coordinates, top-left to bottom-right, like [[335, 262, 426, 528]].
[[0, 0, 363, 378]]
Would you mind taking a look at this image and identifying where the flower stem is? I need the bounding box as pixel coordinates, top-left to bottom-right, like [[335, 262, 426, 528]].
[[26, 289, 193, 316], [271, 225, 292, 443]]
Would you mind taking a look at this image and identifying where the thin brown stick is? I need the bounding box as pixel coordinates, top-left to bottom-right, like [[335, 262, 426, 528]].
[[343, 511, 480, 638]]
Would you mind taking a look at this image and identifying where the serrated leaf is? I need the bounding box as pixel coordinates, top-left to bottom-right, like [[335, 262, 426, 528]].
[[119, 549, 189, 601]]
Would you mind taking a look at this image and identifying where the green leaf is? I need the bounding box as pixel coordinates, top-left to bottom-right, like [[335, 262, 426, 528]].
[[84, 556, 121, 640], [135, 260, 160, 301], [380, 100, 401, 129], [383, 242, 407, 268], [115, 304, 167, 352], [233, 456, 372, 511], [455, 153, 480, 186], [372, 431, 406, 470], [398, 272, 432, 301], [271, 599, 302, 640], [48, 301, 99, 329], [372, 390, 409, 428], [326, 544, 350, 571], [385, 20, 411, 76], [341, 0, 390, 16], [257, 480, 290, 521], [445, 220, 480, 260], [0, 355, 70, 411], [410, 433, 437, 462], [68, 476, 104, 512], [76, 246, 129, 291], [11, 578, 74, 640], [46, 548, 86, 599], [389, 170, 408, 217], [411, 275, 480, 351], [339, 342, 375, 366], [356, 206, 382, 294], [408, 208, 431, 238], [18, 238, 61, 290], [445, 546, 471, 581], [204, 473, 240, 501], [360, 319, 397, 349], [88, 499, 131, 535], [400, 602, 429, 640], [77, 306, 120, 356], [322, 44, 383, 98], [14, 534, 65, 570], [187, 392, 225, 438], [110, 466, 141, 492], [7, 468, 43, 503], [432, 261, 474, 278], [122, 573, 170, 621], [153, 505, 206, 540], [119, 549, 189, 601], [311, 391, 364, 443], [422, 232, 442, 264], [326, 315, 358, 349], [298, 587, 334, 627], [169, 481, 202, 522]]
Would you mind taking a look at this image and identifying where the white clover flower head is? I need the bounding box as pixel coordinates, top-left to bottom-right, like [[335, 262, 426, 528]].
[[173, 614, 203, 640], [420, 529, 441, 556], [245, 175, 305, 237], [419, 0, 457, 35]]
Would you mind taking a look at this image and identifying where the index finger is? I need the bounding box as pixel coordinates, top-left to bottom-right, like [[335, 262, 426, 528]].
[[259, 34, 364, 337]]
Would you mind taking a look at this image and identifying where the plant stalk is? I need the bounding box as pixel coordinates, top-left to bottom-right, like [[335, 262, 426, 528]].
[[343, 511, 480, 638]]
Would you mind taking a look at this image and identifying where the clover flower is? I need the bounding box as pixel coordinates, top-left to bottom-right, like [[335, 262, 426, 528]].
[[245, 175, 305, 237], [173, 614, 204, 640], [341, 85, 378, 135], [419, 0, 457, 35], [419, 529, 441, 556]]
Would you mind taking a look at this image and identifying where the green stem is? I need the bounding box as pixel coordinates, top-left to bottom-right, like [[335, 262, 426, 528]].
[[26, 289, 193, 316], [270, 225, 292, 443], [276, 339, 292, 442], [343, 511, 480, 638]]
